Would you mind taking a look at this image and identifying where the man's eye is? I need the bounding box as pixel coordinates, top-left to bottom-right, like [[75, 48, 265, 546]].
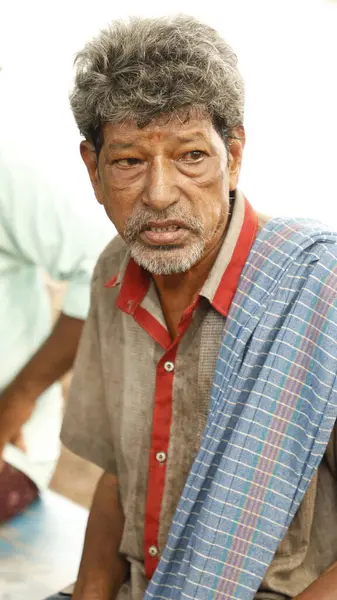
[[180, 151, 206, 162], [113, 158, 143, 167]]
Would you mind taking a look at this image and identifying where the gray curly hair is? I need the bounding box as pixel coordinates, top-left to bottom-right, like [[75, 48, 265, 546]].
[[70, 15, 245, 151]]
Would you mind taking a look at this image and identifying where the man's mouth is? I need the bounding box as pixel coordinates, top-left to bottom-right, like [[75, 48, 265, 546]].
[[147, 225, 180, 233], [140, 221, 190, 245]]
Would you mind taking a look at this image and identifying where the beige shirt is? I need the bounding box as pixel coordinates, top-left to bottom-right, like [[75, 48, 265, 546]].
[[62, 191, 337, 599]]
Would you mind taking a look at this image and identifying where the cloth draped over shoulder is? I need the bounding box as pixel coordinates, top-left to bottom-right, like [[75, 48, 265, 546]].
[[144, 216, 337, 600]]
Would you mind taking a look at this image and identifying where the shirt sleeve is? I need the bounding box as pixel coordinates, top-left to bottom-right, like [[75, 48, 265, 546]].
[[60, 272, 116, 473], [0, 149, 113, 320]]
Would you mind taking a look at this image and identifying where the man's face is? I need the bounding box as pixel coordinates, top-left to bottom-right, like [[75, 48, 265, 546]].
[[81, 114, 243, 275]]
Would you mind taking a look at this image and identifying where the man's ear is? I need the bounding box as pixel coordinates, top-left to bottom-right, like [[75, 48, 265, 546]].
[[228, 126, 245, 191], [80, 140, 104, 205]]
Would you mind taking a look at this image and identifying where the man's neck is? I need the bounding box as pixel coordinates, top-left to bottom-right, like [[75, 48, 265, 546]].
[[153, 234, 225, 339]]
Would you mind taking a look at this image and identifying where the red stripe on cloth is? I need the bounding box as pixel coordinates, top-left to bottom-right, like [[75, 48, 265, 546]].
[[212, 198, 259, 316], [104, 273, 119, 288], [116, 258, 150, 315], [110, 259, 171, 348], [134, 305, 171, 350]]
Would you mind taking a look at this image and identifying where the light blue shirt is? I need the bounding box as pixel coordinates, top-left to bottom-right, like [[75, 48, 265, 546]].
[[0, 139, 114, 488]]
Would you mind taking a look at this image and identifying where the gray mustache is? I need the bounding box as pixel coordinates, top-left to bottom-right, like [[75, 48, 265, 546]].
[[124, 210, 203, 241]]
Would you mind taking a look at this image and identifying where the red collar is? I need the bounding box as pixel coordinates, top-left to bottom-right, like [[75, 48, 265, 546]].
[[208, 197, 258, 316]]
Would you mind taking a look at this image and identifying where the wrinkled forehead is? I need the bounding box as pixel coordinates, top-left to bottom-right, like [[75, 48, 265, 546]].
[[101, 111, 225, 150]]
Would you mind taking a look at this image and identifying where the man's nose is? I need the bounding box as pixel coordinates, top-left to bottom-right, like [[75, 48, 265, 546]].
[[142, 157, 180, 211]]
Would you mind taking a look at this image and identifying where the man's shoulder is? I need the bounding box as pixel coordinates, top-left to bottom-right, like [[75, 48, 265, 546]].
[[93, 234, 128, 285], [258, 216, 337, 255]]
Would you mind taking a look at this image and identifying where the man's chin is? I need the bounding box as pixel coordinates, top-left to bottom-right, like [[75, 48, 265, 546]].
[[129, 242, 204, 275], [148, 244, 183, 251]]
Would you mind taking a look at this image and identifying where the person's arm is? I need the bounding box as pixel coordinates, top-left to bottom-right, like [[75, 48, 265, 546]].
[[73, 472, 128, 600], [254, 562, 337, 600], [0, 151, 113, 456], [293, 562, 337, 600], [0, 313, 84, 454]]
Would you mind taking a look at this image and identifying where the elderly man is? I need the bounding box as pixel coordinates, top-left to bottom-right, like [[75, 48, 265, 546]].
[[49, 15, 337, 600]]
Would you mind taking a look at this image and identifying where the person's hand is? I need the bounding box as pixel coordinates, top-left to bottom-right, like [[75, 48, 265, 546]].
[[0, 386, 35, 458], [9, 429, 26, 452]]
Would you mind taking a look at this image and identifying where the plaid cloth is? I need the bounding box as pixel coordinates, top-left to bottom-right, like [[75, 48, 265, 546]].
[[145, 218, 337, 600]]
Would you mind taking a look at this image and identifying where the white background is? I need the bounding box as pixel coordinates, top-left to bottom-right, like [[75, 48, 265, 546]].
[[0, 0, 336, 221]]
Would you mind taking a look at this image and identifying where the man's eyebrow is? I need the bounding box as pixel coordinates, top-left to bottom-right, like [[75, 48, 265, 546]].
[[107, 142, 135, 151], [175, 133, 207, 144]]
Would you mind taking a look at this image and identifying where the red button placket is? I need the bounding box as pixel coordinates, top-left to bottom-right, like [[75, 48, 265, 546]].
[[143, 344, 178, 578], [143, 301, 199, 579]]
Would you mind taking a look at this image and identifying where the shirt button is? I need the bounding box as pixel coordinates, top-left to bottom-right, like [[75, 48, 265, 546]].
[[164, 361, 175, 372], [156, 451, 167, 463], [149, 545, 159, 557]]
